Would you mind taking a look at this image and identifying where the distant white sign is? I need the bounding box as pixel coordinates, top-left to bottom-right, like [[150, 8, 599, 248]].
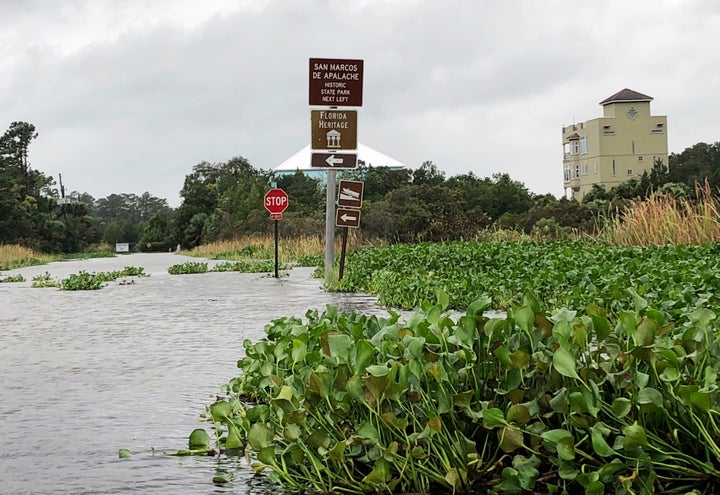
[[115, 243, 130, 253]]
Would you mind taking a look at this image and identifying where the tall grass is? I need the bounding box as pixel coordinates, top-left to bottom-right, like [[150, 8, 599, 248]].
[[0, 244, 52, 270], [601, 181, 720, 245], [188, 234, 368, 263]]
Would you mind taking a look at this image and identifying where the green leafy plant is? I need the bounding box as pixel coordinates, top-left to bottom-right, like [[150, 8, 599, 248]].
[[211, 260, 289, 273], [0, 274, 25, 283], [185, 294, 720, 493], [168, 262, 209, 275], [31, 272, 58, 288], [296, 254, 323, 267], [338, 240, 720, 325], [25, 266, 148, 290]]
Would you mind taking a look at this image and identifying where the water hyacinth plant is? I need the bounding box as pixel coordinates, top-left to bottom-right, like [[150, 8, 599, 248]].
[[59, 266, 148, 290], [190, 292, 720, 494], [337, 240, 720, 325]]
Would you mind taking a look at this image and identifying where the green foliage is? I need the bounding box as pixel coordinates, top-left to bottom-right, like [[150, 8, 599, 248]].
[[339, 241, 720, 324], [669, 141, 720, 195], [296, 254, 323, 267], [0, 274, 25, 283], [193, 301, 720, 493], [211, 260, 289, 273], [31, 272, 58, 288], [168, 259, 289, 274], [59, 266, 147, 290], [168, 261, 209, 275], [60, 251, 115, 260]]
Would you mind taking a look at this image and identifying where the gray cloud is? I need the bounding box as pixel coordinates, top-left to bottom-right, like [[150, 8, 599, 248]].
[[2, 0, 719, 205]]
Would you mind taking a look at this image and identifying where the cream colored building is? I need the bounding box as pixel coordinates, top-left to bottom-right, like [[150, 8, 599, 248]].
[[562, 88, 668, 200]]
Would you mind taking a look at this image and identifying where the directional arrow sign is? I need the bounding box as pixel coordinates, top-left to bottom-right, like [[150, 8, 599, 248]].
[[336, 207, 361, 228], [311, 152, 358, 169], [337, 180, 364, 208]]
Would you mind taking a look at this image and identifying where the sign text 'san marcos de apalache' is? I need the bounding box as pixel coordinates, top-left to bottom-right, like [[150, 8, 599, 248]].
[[309, 58, 364, 107]]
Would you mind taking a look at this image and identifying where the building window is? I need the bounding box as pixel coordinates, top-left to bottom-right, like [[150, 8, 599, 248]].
[[594, 163, 598, 174], [573, 141, 579, 154], [612, 159, 616, 176], [575, 164, 580, 178], [580, 136, 588, 154], [632, 140, 636, 155], [581, 164, 588, 175], [627, 169, 633, 175], [564, 166, 572, 182], [638, 155, 644, 162]]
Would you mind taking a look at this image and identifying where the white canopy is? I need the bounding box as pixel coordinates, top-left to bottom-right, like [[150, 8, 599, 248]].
[[274, 143, 408, 172]]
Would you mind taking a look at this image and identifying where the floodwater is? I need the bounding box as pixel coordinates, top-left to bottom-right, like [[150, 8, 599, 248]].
[[0, 253, 390, 495]]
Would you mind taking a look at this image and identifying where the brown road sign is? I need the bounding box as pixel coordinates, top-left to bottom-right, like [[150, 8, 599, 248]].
[[311, 152, 358, 169], [309, 58, 364, 107], [337, 180, 364, 208], [336, 207, 361, 228], [311, 110, 357, 150]]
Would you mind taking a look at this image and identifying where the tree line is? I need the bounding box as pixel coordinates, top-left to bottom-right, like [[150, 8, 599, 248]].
[[2, 120, 719, 252]]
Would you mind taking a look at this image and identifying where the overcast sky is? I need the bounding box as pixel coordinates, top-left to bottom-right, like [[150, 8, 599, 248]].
[[2, 0, 719, 206]]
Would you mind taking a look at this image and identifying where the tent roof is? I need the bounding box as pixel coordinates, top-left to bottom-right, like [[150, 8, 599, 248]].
[[274, 143, 408, 171]]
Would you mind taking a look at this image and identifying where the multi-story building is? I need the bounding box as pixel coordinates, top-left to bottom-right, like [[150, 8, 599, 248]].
[[562, 88, 668, 200]]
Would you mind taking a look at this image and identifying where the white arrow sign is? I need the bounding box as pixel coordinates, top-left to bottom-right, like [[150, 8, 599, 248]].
[[326, 155, 345, 167], [340, 212, 357, 222]]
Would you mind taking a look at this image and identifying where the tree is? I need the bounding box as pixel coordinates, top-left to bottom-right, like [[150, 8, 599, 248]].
[[0, 121, 38, 197], [412, 161, 445, 186]]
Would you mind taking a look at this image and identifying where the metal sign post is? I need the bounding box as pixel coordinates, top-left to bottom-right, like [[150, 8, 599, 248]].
[[324, 170, 336, 285]]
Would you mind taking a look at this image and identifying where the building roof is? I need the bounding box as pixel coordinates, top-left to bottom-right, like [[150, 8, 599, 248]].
[[599, 88, 653, 106], [274, 143, 408, 171]]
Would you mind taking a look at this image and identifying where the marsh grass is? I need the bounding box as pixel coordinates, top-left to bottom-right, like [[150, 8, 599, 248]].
[[0, 244, 52, 270], [602, 181, 720, 245], [189, 234, 366, 264]]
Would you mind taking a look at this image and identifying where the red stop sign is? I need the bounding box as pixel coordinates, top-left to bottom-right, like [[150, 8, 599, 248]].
[[264, 188, 289, 214]]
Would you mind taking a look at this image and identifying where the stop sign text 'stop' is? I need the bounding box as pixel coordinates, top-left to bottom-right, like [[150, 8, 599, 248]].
[[264, 189, 289, 214]]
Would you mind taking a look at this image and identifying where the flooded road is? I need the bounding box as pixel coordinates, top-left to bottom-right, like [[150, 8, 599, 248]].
[[0, 253, 388, 494]]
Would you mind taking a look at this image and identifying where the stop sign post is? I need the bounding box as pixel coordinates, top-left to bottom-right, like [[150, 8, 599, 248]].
[[264, 188, 289, 278]]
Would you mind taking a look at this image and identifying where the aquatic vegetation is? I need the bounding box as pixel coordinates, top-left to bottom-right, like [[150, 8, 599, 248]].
[[27, 266, 148, 290], [167, 262, 209, 275], [296, 253, 323, 267], [212, 260, 289, 273], [187, 295, 720, 493], [168, 260, 292, 274], [338, 240, 720, 324], [0, 274, 25, 283], [31, 272, 58, 288]]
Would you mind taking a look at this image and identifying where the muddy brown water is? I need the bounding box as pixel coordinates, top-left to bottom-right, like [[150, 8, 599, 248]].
[[0, 253, 395, 494]]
